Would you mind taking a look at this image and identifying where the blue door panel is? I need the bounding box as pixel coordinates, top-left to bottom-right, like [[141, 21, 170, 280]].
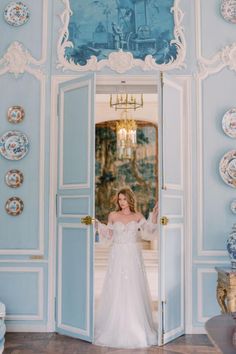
[[56, 74, 95, 342], [158, 74, 185, 345], [59, 225, 88, 330], [59, 196, 90, 217]]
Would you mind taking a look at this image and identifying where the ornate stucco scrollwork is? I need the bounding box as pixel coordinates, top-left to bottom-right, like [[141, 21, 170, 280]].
[[198, 43, 236, 79], [0, 41, 43, 79], [221, 43, 236, 71]]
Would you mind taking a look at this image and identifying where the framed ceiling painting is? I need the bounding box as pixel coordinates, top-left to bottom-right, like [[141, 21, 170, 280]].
[[57, 0, 186, 73]]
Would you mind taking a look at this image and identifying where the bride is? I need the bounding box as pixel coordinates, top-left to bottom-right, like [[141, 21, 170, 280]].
[[94, 187, 159, 348]]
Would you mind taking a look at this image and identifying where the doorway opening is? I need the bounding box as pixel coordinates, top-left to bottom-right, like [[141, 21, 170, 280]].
[[54, 73, 187, 345], [94, 85, 159, 338]]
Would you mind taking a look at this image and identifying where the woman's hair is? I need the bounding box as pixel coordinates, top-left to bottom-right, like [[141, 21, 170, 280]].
[[115, 188, 137, 212]]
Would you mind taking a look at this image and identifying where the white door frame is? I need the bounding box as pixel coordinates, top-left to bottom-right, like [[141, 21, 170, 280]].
[[48, 74, 193, 334]]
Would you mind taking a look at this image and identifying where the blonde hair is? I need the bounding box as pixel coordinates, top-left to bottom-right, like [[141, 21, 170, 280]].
[[115, 188, 137, 213]]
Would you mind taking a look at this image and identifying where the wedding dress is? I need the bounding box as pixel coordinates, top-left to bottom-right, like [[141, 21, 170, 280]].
[[94, 218, 158, 348]]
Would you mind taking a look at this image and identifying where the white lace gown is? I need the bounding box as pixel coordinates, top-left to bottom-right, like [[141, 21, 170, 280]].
[[94, 219, 158, 348]]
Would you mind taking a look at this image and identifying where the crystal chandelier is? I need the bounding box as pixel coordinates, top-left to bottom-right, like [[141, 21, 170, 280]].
[[116, 110, 137, 160]]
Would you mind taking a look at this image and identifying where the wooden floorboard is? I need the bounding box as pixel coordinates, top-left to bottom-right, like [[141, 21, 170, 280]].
[[3, 333, 219, 354]]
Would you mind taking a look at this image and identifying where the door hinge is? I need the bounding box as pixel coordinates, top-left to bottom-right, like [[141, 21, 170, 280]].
[[161, 300, 166, 345], [160, 71, 164, 87], [57, 94, 60, 119], [54, 297, 57, 322], [56, 194, 58, 217]]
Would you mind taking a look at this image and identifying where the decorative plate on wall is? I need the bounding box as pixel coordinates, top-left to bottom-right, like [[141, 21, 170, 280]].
[[4, 1, 30, 27], [222, 108, 236, 137], [220, 0, 236, 24], [0, 130, 29, 160], [5, 196, 24, 216], [5, 169, 24, 188], [219, 150, 236, 187], [7, 106, 25, 124], [230, 199, 236, 214]]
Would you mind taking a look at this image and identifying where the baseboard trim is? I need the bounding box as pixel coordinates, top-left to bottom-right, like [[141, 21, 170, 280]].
[[186, 326, 206, 334], [6, 324, 49, 332]]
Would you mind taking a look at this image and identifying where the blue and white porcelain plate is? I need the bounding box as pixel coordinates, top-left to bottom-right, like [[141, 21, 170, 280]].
[[221, 0, 236, 24], [7, 105, 25, 124], [222, 108, 236, 138], [0, 130, 29, 160], [5, 197, 24, 216], [219, 150, 236, 188], [230, 200, 236, 214], [5, 169, 24, 188], [4, 1, 30, 27]]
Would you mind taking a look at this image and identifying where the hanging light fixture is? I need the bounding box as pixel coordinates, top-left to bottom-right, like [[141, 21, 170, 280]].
[[116, 109, 137, 160], [109, 92, 144, 160], [110, 93, 143, 111]]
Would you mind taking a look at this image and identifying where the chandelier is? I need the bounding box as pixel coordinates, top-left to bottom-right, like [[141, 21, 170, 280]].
[[116, 110, 137, 160], [110, 93, 143, 111], [109, 92, 143, 159]]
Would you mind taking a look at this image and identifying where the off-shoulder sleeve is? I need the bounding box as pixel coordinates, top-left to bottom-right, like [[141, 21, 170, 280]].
[[97, 221, 113, 242], [138, 214, 158, 240]]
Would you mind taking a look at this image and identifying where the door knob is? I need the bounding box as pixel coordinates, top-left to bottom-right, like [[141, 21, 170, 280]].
[[81, 215, 94, 225], [160, 216, 169, 226]]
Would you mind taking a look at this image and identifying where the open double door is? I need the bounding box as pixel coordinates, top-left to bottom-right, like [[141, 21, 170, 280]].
[[55, 73, 185, 346]]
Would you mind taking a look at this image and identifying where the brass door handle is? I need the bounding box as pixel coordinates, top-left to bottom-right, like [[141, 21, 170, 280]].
[[160, 216, 169, 226], [81, 216, 95, 225]]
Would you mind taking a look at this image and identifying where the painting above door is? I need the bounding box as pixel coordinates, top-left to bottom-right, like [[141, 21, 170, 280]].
[[57, 0, 186, 73]]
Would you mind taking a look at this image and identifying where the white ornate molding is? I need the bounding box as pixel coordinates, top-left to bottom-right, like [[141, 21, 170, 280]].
[[0, 43, 46, 255], [196, 0, 236, 78], [198, 43, 236, 79], [195, 0, 230, 257], [0, 42, 43, 79], [57, 0, 186, 73], [0, 0, 48, 69]]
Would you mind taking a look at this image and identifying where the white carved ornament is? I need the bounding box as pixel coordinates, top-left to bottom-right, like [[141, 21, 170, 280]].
[[198, 43, 236, 79], [195, 0, 235, 257], [0, 41, 43, 79], [57, 0, 186, 73]]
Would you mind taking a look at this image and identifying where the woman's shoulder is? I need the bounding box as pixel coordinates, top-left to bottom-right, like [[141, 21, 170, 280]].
[[109, 211, 117, 217], [135, 212, 145, 221], [108, 211, 118, 221]]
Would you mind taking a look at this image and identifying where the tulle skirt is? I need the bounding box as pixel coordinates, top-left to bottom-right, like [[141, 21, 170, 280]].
[[94, 242, 158, 348]]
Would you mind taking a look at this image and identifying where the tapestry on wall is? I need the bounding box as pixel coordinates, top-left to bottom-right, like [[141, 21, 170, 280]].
[[95, 121, 158, 223], [58, 0, 185, 71]]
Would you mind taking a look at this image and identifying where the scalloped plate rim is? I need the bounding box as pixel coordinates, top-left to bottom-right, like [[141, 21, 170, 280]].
[[5, 196, 24, 216], [5, 169, 24, 188], [0, 130, 29, 160], [4, 1, 30, 27], [219, 150, 236, 188]]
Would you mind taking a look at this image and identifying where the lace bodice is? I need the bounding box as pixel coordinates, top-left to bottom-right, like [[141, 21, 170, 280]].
[[110, 221, 142, 244], [97, 217, 157, 243]]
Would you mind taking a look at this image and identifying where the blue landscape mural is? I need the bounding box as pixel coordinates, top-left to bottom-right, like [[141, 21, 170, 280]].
[[64, 0, 179, 66]]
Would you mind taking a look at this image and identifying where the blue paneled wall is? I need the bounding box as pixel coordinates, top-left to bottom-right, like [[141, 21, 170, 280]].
[[0, 0, 235, 332], [0, 0, 51, 331]]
